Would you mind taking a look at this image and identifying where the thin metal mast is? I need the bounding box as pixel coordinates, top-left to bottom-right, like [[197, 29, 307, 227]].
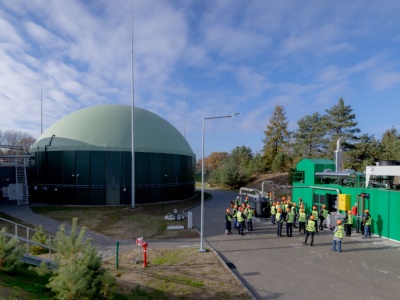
[[41, 64, 43, 134], [131, 0, 135, 208], [183, 89, 186, 137]]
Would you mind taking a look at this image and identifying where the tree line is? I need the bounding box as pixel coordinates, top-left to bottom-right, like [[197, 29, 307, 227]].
[[0, 130, 36, 154], [199, 98, 400, 188]]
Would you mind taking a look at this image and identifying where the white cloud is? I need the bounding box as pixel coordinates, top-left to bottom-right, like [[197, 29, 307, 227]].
[[1, 0, 400, 158], [369, 71, 400, 91]]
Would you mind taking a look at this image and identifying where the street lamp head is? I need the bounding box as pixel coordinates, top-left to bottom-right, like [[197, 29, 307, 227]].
[[204, 113, 240, 120]]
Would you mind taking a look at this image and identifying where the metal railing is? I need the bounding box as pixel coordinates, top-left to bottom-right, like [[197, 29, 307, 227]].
[[0, 217, 56, 267], [0, 155, 30, 167], [33, 181, 196, 190]]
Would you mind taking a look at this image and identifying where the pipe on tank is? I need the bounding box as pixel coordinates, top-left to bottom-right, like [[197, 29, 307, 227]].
[[239, 187, 261, 200], [334, 137, 345, 172], [261, 181, 274, 198]]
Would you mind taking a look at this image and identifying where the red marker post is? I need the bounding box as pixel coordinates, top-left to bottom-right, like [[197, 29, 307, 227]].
[[135, 237, 148, 268], [141, 242, 148, 268]]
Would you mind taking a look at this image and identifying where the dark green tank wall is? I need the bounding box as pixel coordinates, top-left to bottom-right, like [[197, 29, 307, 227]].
[[29, 150, 195, 205]]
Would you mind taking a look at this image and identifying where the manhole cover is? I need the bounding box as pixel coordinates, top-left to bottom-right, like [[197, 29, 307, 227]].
[[226, 262, 236, 269]]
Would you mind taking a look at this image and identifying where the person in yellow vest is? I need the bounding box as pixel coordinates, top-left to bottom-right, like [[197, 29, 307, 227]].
[[245, 196, 250, 207], [298, 197, 304, 208], [344, 210, 353, 237], [319, 205, 329, 231], [331, 220, 345, 252], [298, 208, 307, 234], [363, 210, 372, 239], [276, 208, 283, 237], [241, 203, 247, 229], [285, 207, 295, 237], [275, 202, 281, 212], [235, 196, 241, 208], [311, 206, 319, 232], [284, 198, 289, 212], [281, 199, 287, 219], [270, 202, 277, 224], [303, 215, 316, 246], [237, 207, 245, 235], [225, 209, 232, 235], [232, 205, 238, 229], [246, 205, 254, 231], [291, 203, 298, 228]]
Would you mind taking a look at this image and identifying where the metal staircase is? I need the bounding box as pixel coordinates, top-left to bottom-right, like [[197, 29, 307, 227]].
[[15, 158, 29, 205]]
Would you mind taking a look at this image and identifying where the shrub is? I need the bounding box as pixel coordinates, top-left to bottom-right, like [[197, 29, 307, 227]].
[[0, 227, 24, 272], [29, 225, 49, 255], [46, 218, 115, 300]]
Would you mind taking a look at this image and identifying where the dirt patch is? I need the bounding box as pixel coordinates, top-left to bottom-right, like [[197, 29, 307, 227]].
[[245, 172, 293, 199], [247, 172, 290, 190], [104, 248, 251, 299], [30, 200, 201, 240]]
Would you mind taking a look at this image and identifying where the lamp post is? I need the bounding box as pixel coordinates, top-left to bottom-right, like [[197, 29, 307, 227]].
[[199, 113, 239, 252]]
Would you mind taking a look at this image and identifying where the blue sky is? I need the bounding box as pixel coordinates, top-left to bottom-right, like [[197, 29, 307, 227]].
[[1, 0, 400, 160]]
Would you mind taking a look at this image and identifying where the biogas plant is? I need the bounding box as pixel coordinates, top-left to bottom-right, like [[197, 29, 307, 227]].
[[0, 104, 195, 206], [291, 137, 400, 243]]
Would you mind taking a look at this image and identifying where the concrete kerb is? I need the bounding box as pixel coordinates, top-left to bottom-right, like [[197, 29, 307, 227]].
[[211, 247, 257, 300], [183, 197, 257, 300]]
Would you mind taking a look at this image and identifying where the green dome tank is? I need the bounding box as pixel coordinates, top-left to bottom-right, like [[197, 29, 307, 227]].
[[30, 104, 195, 205]]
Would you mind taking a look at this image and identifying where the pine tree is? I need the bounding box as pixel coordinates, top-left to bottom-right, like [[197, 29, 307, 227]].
[[347, 134, 381, 170], [46, 218, 115, 300], [262, 105, 290, 170], [30, 225, 49, 255], [292, 112, 328, 160], [323, 98, 360, 154], [0, 227, 24, 272], [380, 127, 400, 160], [209, 146, 253, 188]]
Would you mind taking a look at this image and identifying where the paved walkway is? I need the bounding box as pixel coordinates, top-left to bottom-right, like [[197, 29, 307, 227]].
[[0, 202, 201, 258], [2, 192, 400, 300], [187, 189, 400, 300]]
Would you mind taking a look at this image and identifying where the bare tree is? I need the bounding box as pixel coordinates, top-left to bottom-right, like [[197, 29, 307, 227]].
[[0, 130, 36, 154]]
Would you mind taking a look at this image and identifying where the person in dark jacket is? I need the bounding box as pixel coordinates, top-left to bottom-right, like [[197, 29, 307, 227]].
[[319, 205, 329, 231], [362, 210, 372, 239]]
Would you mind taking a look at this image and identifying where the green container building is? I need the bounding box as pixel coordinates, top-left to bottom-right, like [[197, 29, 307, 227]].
[[292, 158, 400, 243], [29, 104, 195, 205]]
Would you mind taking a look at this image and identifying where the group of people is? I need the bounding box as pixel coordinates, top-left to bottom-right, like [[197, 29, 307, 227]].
[[225, 194, 373, 253], [225, 196, 254, 235], [270, 197, 330, 239]]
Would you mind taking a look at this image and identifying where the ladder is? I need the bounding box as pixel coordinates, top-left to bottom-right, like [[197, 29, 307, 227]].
[[15, 158, 29, 205]]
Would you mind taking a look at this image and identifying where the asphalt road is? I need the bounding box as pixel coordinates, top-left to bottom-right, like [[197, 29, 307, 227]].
[[188, 189, 400, 300], [2, 191, 400, 300]]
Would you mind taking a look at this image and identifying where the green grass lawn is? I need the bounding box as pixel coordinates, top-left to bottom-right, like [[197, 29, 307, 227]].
[[0, 266, 54, 300], [0, 192, 217, 299]]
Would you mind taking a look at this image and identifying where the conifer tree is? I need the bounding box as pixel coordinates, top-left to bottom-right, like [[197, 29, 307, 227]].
[[0, 227, 24, 272], [380, 127, 400, 160], [30, 225, 49, 255], [262, 105, 290, 170], [347, 133, 381, 170], [291, 112, 328, 160], [209, 146, 253, 188], [46, 218, 115, 300], [322, 98, 360, 154]]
